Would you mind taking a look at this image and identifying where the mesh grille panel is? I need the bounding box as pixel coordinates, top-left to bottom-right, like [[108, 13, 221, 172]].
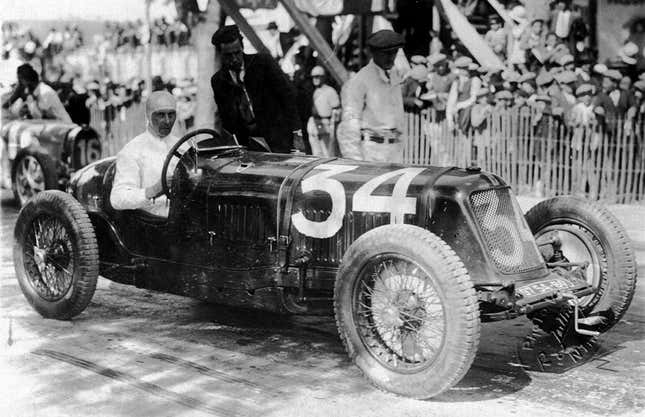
[[470, 189, 543, 274]]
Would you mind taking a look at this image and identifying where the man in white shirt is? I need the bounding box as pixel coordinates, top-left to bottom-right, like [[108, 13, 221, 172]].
[[336, 29, 405, 163], [110, 91, 179, 218], [2, 64, 72, 123], [307, 66, 340, 157]]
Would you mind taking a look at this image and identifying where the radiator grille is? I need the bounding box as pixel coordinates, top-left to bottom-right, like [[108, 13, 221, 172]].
[[470, 189, 543, 274]]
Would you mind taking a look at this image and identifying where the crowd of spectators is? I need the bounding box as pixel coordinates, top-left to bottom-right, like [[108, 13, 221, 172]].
[[98, 18, 191, 52], [401, 3, 645, 135]]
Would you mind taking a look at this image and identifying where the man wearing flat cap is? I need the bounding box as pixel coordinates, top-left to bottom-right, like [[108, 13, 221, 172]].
[[337, 29, 406, 162], [210, 25, 303, 153], [110, 91, 180, 218], [594, 69, 634, 121]]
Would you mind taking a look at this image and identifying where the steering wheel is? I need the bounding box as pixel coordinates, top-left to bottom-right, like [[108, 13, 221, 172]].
[[160, 128, 243, 196]]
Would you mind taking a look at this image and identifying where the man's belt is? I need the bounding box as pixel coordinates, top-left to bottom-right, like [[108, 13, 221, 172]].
[[361, 130, 401, 144]]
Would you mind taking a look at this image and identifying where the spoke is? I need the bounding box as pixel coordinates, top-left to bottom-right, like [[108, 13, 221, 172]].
[[398, 309, 427, 323]]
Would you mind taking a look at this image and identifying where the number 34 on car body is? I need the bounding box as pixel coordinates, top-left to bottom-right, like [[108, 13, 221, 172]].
[[292, 164, 427, 239]]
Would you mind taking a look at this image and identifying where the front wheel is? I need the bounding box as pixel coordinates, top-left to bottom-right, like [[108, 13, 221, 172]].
[[525, 196, 637, 333], [334, 224, 480, 399], [13, 190, 99, 319]]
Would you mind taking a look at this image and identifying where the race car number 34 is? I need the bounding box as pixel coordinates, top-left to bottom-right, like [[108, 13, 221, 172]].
[[291, 164, 426, 238]]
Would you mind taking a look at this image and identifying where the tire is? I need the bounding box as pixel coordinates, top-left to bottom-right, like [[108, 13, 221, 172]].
[[13, 190, 99, 319], [525, 196, 637, 333], [11, 149, 59, 207], [334, 224, 480, 399]]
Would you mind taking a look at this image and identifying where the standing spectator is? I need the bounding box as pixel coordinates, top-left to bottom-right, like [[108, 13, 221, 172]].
[[550, 1, 571, 41], [210, 25, 303, 153], [507, 5, 530, 73], [66, 78, 91, 125], [337, 29, 406, 162], [424, 53, 454, 121], [568, 84, 596, 128], [447, 56, 479, 132], [402, 56, 429, 112], [485, 15, 506, 61], [428, 30, 443, 56], [176, 89, 195, 130], [594, 69, 632, 121], [307, 66, 340, 157], [521, 18, 546, 71], [265, 21, 283, 60]]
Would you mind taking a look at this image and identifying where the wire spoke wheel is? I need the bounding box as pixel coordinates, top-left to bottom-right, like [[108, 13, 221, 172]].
[[15, 155, 45, 205], [355, 255, 446, 371], [13, 191, 99, 319], [335, 225, 479, 399], [22, 214, 75, 301], [12, 150, 58, 207]]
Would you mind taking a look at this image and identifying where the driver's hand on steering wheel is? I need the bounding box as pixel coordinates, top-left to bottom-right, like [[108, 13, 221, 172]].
[[145, 180, 165, 199]]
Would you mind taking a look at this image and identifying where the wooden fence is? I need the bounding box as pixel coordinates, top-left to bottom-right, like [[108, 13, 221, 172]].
[[403, 108, 645, 204], [91, 103, 645, 204]]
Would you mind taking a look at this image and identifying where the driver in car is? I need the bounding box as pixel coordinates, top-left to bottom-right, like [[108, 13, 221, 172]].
[[110, 91, 179, 218]]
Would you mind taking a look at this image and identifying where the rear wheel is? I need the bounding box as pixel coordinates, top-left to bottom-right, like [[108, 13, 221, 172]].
[[12, 150, 58, 207], [334, 224, 479, 399], [13, 190, 99, 319]]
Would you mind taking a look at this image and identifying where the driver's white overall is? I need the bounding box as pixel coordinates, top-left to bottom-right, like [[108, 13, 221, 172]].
[[110, 129, 179, 218]]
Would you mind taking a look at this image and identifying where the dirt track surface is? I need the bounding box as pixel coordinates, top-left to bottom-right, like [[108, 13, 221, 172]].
[[1, 190, 644, 417]]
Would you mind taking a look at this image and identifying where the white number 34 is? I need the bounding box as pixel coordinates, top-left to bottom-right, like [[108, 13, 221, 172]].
[[291, 164, 426, 238]]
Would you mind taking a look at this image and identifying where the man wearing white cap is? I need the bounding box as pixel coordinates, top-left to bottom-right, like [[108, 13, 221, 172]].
[[110, 91, 179, 218], [307, 66, 340, 157]]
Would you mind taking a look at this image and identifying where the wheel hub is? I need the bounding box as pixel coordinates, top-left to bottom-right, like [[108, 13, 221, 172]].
[[356, 257, 446, 371]]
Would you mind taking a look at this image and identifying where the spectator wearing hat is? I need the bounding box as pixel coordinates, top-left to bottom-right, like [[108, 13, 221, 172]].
[[307, 66, 340, 157], [422, 53, 454, 122], [265, 21, 283, 60], [428, 29, 443, 56], [471, 87, 493, 131], [554, 70, 578, 108], [507, 5, 530, 73], [550, 1, 572, 40], [633, 81, 645, 117], [210, 25, 303, 153], [540, 32, 571, 68], [520, 18, 546, 71], [485, 15, 506, 60], [403, 64, 429, 112], [447, 56, 480, 132], [568, 84, 596, 128], [594, 69, 634, 121], [553, 54, 575, 75], [337, 29, 406, 162]]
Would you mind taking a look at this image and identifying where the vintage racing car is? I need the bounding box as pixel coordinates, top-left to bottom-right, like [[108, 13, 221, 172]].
[[13, 129, 637, 398], [1, 118, 102, 206]]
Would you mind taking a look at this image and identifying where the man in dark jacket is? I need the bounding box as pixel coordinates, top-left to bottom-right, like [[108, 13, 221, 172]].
[[210, 25, 303, 153]]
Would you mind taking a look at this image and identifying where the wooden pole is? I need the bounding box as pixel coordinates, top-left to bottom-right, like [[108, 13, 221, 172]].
[[279, 0, 349, 85], [218, 0, 270, 55]]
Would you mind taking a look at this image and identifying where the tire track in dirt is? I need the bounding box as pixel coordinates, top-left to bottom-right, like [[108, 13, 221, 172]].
[[31, 348, 260, 417]]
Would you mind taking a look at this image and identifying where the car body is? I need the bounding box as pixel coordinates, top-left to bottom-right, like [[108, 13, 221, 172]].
[[68, 148, 590, 317], [0, 118, 101, 205]]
